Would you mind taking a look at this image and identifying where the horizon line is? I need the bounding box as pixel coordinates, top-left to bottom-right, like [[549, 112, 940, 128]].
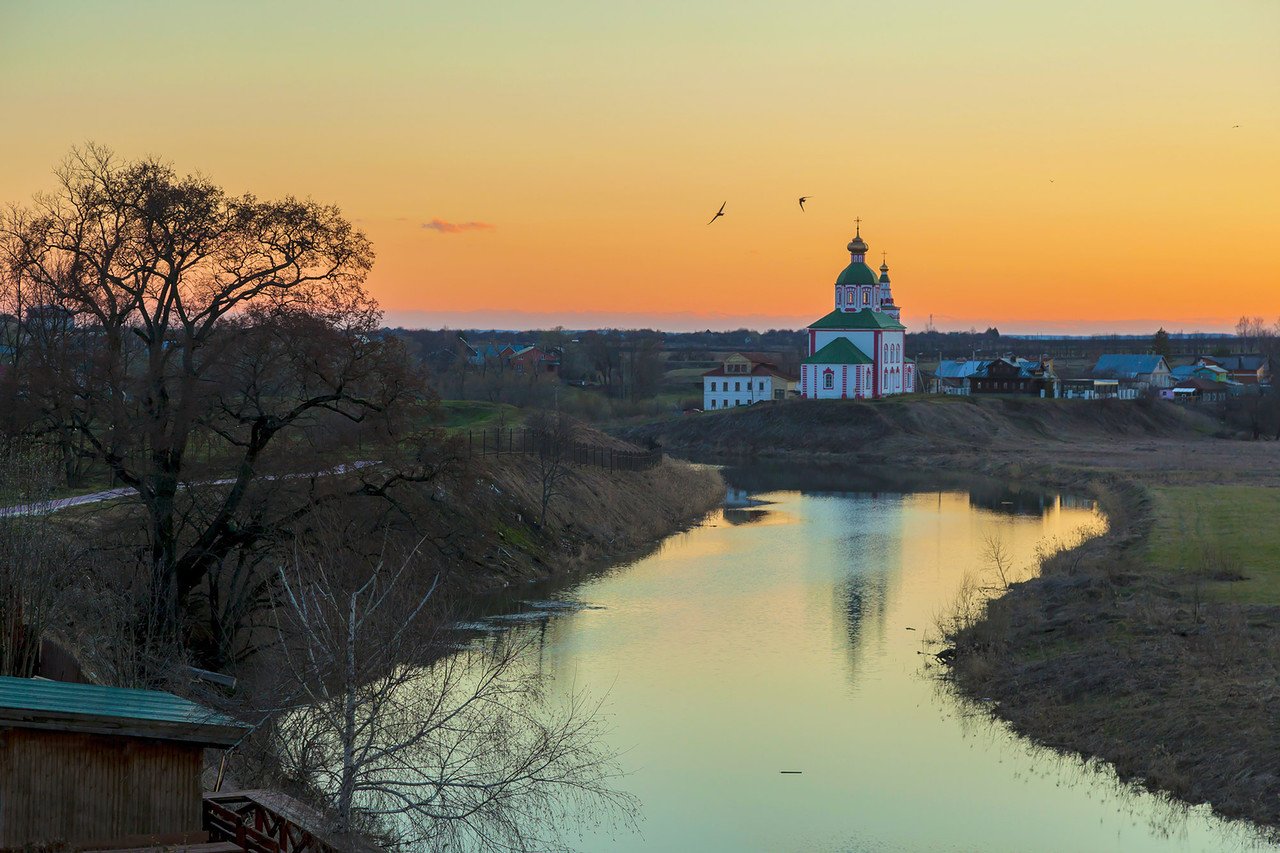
[[382, 308, 1246, 338]]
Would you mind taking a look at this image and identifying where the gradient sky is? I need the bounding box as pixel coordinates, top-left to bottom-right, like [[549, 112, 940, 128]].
[[2, 1, 1277, 333]]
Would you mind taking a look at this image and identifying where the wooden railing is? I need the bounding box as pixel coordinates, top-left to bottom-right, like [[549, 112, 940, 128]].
[[203, 791, 341, 853]]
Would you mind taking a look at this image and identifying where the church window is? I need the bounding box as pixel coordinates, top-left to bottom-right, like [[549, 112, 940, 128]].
[[845, 290, 855, 307], [823, 371, 835, 390], [862, 289, 870, 306]]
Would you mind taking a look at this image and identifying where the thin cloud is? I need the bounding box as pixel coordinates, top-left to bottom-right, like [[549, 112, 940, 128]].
[[421, 218, 495, 234]]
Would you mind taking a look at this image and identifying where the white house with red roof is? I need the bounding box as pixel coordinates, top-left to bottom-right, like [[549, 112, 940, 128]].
[[800, 224, 914, 399], [703, 353, 797, 410]]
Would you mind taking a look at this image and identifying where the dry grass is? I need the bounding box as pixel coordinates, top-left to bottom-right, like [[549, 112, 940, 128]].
[[944, 476, 1280, 833]]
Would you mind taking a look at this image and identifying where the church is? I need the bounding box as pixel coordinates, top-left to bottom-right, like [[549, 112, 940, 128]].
[[800, 223, 915, 399]]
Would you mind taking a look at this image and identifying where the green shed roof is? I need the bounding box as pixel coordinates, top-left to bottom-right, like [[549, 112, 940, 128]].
[[835, 262, 878, 287], [807, 308, 906, 331], [0, 675, 246, 747], [804, 337, 874, 365]]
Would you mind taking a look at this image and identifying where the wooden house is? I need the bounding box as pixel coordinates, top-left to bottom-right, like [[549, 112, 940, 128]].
[[0, 675, 246, 850], [968, 357, 1058, 397]]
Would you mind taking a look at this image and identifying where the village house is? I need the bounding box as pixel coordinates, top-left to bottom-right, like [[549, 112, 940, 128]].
[[504, 344, 561, 375], [1165, 377, 1230, 403], [931, 359, 987, 395], [1201, 354, 1272, 386], [703, 353, 797, 409], [462, 340, 560, 375], [968, 356, 1058, 397], [1090, 354, 1172, 393], [799, 224, 915, 399], [1060, 378, 1121, 399], [1169, 359, 1252, 395]]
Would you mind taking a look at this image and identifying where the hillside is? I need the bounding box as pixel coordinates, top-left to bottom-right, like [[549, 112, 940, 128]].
[[621, 396, 1223, 460]]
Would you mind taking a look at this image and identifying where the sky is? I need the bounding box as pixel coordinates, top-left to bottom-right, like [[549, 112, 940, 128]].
[[1, 0, 1277, 334]]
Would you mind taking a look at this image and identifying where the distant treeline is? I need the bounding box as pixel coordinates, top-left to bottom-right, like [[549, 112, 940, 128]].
[[390, 325, 1273, 367]]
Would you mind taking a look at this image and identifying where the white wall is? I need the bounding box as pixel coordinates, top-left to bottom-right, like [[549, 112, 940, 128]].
[[704, 374, 774, 410]]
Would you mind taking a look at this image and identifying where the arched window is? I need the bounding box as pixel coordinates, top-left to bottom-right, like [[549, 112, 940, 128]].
[[823, 370, 835, 390], [845, 289, 854, 306], [862, 289, 870, 306]]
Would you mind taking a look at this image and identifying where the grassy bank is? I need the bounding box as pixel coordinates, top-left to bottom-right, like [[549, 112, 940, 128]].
[[1147, 485, 1280, 604], [946, 473, 1280, 832], [621, 395, 1222, 460], [448, 452, 724, 595]]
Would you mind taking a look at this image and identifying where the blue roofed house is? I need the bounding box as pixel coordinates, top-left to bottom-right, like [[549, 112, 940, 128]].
[[1090, 354, 1173, 395], [931, 359, 987, 395]]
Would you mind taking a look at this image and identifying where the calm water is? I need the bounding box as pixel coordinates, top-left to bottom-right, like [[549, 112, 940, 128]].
[[468, 466, 1274, 852]]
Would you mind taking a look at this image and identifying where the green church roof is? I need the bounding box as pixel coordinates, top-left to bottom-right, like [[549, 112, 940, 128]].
[[835, 261, 879, 287], [807, 308, 906, 331], [804, 337, 874, 365]]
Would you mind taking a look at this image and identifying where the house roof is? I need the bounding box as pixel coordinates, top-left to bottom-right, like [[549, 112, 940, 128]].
[[1091, 354, 1169, 378], [973, 357, 1051, 379], [1174, 378, 1229, 392], [803, 337, 874, 365], [936, 359, 987, 379], [807, 308, 905, 331], [1205, 355, 1270, 371], [0, 675, 247, 747], [703, 362, 794, 379]]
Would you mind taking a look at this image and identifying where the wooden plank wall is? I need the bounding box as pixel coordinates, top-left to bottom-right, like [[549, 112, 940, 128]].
[[0, 728, 202, 848]]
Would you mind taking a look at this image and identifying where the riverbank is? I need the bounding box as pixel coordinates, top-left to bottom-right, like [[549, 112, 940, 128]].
[[620, 396, 1280, 834], [449, 449, 725, 596]]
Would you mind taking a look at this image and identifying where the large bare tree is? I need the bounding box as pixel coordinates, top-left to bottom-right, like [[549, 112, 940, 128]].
[[0, 145, 419, 642]]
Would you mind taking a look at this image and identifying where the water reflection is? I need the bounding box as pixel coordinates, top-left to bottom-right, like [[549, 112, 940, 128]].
[[454, 465, 1272, 852]]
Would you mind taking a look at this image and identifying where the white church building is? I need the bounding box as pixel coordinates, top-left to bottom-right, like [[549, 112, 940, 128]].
[[800, 224, 915, 399]]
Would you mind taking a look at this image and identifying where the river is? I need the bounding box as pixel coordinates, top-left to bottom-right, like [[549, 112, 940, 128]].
[[462, 464, 1274, 852]]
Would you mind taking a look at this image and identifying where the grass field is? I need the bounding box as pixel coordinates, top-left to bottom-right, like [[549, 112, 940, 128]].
[[1147, 485, 1280, 604], [435, 400, 522, 431]]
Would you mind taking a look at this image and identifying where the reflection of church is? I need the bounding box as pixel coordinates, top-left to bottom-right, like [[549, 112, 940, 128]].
[[800, 223, 916, 399]]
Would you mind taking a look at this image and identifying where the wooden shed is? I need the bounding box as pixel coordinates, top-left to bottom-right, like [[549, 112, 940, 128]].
[[0, 675, 246, 850]]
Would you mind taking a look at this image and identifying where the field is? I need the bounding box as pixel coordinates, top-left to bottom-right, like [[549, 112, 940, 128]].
[[435, 400, 522, 431], [1147, 485, 1280, 604]]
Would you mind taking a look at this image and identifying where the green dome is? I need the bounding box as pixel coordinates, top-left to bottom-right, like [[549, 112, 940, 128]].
[[835, 262, 878, 287]]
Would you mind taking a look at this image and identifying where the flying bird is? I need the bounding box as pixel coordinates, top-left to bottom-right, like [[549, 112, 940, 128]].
[[707, 201, 726, 225], [798, 196, 810, 211], [1233, 124, 1240, 128]]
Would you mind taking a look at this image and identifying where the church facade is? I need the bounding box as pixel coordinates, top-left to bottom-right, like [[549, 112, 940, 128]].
[[800, 225, 915, 399]]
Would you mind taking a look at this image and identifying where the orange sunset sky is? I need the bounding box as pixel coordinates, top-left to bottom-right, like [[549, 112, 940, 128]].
[[1, 1, 1277, 333]]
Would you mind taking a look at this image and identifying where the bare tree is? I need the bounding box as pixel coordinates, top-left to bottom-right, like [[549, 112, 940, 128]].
[[980, 531, 1016, 591], [268, 529, 636, 852], [0, 451, 75, 677], [527, 411, 576, 527], [0, 145, 424, 643]]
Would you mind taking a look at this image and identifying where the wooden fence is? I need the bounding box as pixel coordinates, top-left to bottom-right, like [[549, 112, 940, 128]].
[[466, 428, 662, 472]]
